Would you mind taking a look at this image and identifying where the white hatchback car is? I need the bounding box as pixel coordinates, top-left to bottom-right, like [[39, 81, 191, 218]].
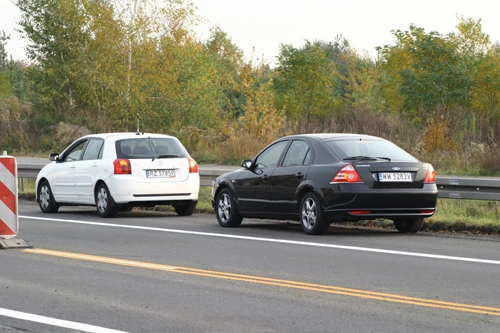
[[36, 132, 200, 217]]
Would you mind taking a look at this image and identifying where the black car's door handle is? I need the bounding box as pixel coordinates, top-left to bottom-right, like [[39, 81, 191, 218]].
[[295, 172, 303, 179], [262, 174, 269, 182]]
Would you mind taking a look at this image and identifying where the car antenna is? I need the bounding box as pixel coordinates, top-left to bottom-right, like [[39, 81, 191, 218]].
[[135, 113, 141, 135]]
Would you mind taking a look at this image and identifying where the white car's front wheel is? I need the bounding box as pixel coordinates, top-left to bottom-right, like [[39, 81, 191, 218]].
[[38, 180, 59, 213]]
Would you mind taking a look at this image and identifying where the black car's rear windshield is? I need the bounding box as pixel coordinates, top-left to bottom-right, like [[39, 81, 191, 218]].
[[324, 139, 417, 162], [115, 137, 188, 159]]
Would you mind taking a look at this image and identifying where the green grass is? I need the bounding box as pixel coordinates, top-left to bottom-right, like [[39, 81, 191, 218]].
[[196, 186, 213, 212], [425, 199, 500, 233], [18, 178, 36, 194]]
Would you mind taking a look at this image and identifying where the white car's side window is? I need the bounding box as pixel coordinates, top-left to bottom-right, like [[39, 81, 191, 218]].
[[63, 140, 87, 162], [82, 139, 104, 160]]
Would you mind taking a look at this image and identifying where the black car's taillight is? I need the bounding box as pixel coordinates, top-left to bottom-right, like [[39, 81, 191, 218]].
[[331, 164, 363, 184], [424, 165, 436, 183]]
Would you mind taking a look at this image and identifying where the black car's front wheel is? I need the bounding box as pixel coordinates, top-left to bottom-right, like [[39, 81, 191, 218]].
[[393, 218, 425, 233], [300, 193, 329, 235], [215, 188, 242, 227]]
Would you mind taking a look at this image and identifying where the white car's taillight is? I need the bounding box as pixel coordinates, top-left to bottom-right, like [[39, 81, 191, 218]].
[[188, 157, 198, 173], [113, 159, 131, 174]]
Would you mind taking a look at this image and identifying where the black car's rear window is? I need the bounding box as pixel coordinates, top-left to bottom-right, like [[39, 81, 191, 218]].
[[324, 139, 417, 162], [115, 137, 188, 159]]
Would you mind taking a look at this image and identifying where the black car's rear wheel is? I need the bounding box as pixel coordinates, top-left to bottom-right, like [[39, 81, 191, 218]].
[[215, 188, 242, 227], [300, 193, 329, 235], [95, 183, 117, 218], [393, 218, 425, 233], [38, 180, 59, 213]]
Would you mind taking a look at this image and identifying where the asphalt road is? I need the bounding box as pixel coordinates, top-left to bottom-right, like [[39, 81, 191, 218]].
[[1, 200, 499, 332]]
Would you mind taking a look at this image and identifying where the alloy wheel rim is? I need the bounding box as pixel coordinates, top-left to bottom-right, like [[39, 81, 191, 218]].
[[40, 185, 50, 209], [301, 198, 317, 229], [97, 188, 108, 213], [218, 193, 231, 223]]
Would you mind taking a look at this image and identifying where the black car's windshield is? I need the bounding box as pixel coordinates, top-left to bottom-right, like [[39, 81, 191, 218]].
[[325, 139, 417, 162], [115, 137, 188, 159]]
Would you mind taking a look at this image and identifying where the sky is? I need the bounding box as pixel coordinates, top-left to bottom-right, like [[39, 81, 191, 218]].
[[2, 0, 500, 65]]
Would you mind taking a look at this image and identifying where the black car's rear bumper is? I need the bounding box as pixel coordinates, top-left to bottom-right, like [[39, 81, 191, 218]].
[[321, 184, 438, 221]]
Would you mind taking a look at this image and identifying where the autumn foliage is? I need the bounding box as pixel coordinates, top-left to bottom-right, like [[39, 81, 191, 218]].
[[1, 2, 500, 173]]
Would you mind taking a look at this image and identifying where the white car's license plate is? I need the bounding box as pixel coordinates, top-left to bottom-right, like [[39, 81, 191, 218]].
[[146, 169, 176, 178], [378, 172, 412, 182]]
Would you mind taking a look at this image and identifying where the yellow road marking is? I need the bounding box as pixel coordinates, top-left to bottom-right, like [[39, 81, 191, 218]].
[[24, 248, 500, 316]]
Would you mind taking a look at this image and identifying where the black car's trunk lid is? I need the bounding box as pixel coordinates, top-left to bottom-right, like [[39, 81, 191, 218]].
[[353, 161, 427, 189]]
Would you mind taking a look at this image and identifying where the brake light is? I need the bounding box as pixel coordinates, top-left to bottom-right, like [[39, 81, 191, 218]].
[[113, 159, 131, 174], [421, 210, 434, 214], [350, 210, 371, 215], [424, 165, 436, 183], [331, 164, 363, 183], [188, 157, 198, 173]]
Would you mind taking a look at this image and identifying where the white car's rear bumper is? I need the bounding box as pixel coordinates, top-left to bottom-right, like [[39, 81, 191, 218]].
[[106, 173, 200, 204]]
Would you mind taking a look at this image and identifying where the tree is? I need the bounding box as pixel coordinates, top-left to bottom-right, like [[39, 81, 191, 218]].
[[0, 31, 10, 71], [378, 24, 472, 119], [274, 41, 341, 127]]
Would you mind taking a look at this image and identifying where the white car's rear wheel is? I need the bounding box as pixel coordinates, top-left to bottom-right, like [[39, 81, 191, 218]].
[[95, 183, 117, 218], [174, 201, 197, 216]]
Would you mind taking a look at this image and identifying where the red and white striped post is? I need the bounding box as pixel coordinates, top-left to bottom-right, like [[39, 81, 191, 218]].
[[0, 151, 31, 249], [0, 151, 18, 238]]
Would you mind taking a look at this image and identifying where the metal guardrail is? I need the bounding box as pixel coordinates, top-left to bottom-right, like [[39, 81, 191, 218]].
[[16, 159, 238, 188], [15, 159, 500, 201], [436, 176, 500, 201]]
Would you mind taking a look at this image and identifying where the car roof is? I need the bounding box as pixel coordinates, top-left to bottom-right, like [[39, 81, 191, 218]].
[[80, 132, 176, 140], [282, 133, 385, 141]]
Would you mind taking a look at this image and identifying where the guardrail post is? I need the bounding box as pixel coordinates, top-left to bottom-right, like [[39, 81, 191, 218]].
[[19, 177, 24, 192]]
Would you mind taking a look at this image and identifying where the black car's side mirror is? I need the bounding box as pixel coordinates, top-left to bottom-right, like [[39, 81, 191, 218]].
[[49, 153, 60, 162], [241, 159, 252, 169]]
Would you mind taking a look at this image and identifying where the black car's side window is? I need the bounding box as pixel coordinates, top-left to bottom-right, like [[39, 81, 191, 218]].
[[82, 139, 104, 160], [255, 141, 288, 168], [282, 140, 311, 167], [303, 148, 313, 165], [62, 140, 88, 162]]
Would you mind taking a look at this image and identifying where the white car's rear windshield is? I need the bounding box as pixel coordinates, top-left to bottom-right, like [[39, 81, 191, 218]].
[[115, 138, 188, 159], [324, 139, 417, 162]]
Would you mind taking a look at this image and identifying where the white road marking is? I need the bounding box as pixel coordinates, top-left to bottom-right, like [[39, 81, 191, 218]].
[[20, 215, 500, 266], [0, 307, 129, 333]]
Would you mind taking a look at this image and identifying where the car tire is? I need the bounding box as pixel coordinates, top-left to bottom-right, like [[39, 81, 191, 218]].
[[38, 180, 59, 213], [215, 188, 242, 227], [174, 201, 197, 216], [393, 218, 425, 233], [95, 183, 117, 218], [300, 192, 329, 235]]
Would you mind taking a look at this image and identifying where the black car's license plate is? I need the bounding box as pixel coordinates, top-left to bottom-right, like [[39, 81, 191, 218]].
[[378, 172, 412, 182], [146, 169, 176, 178]]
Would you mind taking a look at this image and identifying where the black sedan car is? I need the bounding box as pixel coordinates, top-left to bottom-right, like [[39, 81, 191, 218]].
[[211, 133, 437, 235]]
